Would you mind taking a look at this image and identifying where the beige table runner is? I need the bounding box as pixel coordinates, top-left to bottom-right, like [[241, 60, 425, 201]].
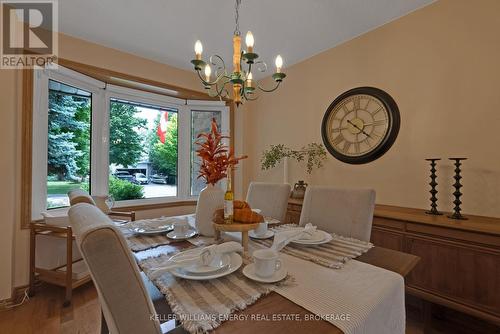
[[139, 253, 292, 333]]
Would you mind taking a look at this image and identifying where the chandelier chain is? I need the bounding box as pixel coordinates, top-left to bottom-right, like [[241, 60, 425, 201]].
[[234, 0, 241, 36]]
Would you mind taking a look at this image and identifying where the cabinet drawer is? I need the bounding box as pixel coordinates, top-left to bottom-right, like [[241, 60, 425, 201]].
[[370, 227, 404, 251], [373, 217, 405, 231], [406, 223, 500, 248]]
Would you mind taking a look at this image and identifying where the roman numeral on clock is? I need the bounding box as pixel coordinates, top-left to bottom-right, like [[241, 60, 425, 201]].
[[331, 134, 344, 147], [342, 141, 351, 153]]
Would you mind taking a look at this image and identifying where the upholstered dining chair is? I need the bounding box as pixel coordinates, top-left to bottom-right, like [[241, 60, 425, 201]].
[[68, 203, 162, 334], [246, 182, 292, 222], [299, 186, 376, 241], [68, 189, 135, 221]]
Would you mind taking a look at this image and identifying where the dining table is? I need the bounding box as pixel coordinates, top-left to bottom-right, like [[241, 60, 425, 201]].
[[132, 234, 420, 334]]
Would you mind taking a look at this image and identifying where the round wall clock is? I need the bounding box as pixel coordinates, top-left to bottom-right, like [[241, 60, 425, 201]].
[[321, 87, 400, 164]]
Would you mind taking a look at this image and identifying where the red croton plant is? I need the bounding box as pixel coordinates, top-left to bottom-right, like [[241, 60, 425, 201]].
[[195, 118, 247, 185]]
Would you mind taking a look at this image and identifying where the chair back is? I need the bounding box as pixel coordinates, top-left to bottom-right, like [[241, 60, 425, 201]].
[[68, 203, 161, 334], [246, 182, 291, 222], [68, 189, 96, 206], [299, 186, 376, 241]]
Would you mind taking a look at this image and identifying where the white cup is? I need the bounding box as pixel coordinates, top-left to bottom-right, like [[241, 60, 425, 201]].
[[253, 249, 282, 278], [254, 222, 268, 237], [174, 221, 189, 236]]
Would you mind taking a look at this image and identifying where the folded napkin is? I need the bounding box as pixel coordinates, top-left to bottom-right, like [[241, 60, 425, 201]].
[[149, 241, 243, 279], [213, 200, 264, 224], [271, 223, 317, 251]]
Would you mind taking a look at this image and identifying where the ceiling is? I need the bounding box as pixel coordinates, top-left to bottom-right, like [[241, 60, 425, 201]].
[[59, 0, 435, 78]]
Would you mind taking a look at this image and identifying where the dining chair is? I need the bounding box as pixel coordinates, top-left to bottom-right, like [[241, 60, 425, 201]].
[[299, 186, 376, 241], [68, 189, 96, 206], [246, 182, 292, 222], [68, 203, 162, 334], [68, 189, 135, 221]]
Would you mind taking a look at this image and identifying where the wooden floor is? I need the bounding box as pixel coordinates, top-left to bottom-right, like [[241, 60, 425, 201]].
[[0, 283, 498, 334]]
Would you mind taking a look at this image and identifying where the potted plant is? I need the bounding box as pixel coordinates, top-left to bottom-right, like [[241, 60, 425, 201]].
[[194, 118, 246, 236], [261, 143, 327, 198]]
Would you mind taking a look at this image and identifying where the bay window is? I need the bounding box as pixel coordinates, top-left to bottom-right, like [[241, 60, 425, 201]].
[[31, 65, 229, 220]]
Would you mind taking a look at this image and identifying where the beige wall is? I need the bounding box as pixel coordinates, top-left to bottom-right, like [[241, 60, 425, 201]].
[[0, 70, 18, 299], [0, 33, 248, 299], [244, 0, 500, 218]]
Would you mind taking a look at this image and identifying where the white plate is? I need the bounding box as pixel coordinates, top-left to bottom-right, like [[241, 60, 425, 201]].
[[242, 263, 287, 283], [132, 225, 173, 235], [265, 217, 281, 225], [167, 229, 197, 240], [184, 254, 231, 274], [249, 230, 275, 239], [171, 252, 242, 280], [295, 230, 327, 243], [291, 231, 333, 246]]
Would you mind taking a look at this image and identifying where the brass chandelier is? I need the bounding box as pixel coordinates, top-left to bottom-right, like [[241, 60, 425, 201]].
[[191, 0, 286, 106]]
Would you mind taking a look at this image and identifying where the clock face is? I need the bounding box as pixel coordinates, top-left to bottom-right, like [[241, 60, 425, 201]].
[[321, 87, 400, 164]]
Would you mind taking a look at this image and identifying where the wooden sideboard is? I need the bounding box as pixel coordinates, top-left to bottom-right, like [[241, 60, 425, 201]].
[[285, 199, 500, 325]]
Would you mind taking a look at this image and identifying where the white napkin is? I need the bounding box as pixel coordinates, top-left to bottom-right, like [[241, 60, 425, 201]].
[[271, 223, 317, 251], [149, 241, 243, 279]]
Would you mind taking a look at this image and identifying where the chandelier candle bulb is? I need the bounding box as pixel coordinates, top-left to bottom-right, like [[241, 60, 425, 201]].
[[245, 31, 254, 53], [246, 72, 253, 87], [275, 55, 283, 73], [194, 40, 203, 60], [204, 64, 211, 81]]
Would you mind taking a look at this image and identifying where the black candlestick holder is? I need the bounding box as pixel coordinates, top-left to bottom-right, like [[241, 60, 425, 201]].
[[425, 158, 442, 215], [448, 158, 468, 220]]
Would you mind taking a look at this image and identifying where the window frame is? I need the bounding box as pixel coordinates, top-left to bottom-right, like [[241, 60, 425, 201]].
[[31, 65, 229, 220]]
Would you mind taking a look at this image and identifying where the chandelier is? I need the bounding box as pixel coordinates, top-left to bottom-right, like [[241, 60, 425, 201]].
[[191, 0, 286, 106]]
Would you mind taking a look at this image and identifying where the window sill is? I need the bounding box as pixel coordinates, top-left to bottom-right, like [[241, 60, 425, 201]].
[[24, 199, 198, 229]]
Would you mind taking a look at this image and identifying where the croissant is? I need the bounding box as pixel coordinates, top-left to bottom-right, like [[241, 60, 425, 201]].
[[212, 202, 264, 224]]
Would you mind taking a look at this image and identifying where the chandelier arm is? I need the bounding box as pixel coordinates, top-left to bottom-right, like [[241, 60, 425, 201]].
[[209, 54, 227, 78], [254, 60, 268, 73], [206, 82, 229, 100], [243, 88, 258, 101], [215, 78, 231, 98], [195, 68, 228, 86], [257, 80, 282, 93]]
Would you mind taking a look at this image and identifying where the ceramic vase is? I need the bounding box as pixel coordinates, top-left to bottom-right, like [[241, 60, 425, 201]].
[[195, 184, 224, 236]]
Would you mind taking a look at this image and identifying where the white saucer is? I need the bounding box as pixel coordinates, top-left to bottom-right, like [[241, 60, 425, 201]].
[[167, 229, 197, 240], [249, 230, 275, 239], [242, 263, 287, 283], [172, 253, 242, 280]]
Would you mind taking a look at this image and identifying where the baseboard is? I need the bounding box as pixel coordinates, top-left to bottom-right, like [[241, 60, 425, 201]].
[[0, 285, 29, 311]]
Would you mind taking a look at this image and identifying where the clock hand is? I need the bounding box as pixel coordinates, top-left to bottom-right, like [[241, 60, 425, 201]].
[[347, 120, 372, 138]]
